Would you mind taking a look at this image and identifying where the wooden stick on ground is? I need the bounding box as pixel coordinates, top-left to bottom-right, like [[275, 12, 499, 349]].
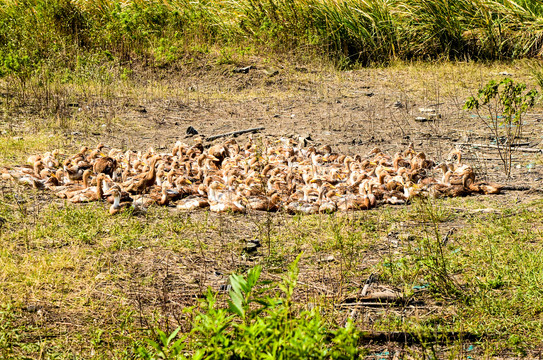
[[502, 185, 535, 191], [356, 330, 481, 344], [206, 127, 265, 141], [457, 143, 543, 153]]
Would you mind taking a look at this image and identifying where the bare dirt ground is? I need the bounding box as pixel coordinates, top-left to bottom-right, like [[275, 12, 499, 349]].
[[56, 60, 543, 185], [3, 59, 543, 358], [8, 59, 543, 185]]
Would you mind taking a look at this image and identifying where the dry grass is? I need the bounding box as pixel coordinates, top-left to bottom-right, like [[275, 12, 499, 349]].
[[1, 58, 543, 358]]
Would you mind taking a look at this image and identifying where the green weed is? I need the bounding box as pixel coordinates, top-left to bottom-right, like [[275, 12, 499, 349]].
[[464, 78, 539, 177], [139, 256, 365, 359]]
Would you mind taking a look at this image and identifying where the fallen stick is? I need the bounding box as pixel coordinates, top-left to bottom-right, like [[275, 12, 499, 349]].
[[458, 143, 543, 153], [356, 330, 481, 344], [340, 291, 405, 306], [463, 157, 519, 161], [447, 207, 500, 214], [338, 301, 404, 308], [205, 127, 265, 141], [502, 185, 536, 191]]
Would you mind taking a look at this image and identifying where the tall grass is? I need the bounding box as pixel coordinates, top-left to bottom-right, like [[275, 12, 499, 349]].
[[0, 0, 542, 78]]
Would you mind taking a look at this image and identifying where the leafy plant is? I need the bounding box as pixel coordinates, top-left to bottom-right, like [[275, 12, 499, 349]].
[[227, 264, 266, 320], [141, 255, 364, 359], [138, 327, 188, 360], [464, 78, 539, 177]]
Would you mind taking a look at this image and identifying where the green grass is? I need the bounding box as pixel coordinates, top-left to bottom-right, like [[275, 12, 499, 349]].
[[0, 0, 542, 85], [1, 188, 543, 357], [376, 197, 543, 355]]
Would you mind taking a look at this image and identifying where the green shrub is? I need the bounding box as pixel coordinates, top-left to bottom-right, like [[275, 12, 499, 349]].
[[138, 255, 364, 359], [1, 0, 543, 78], [464, 78, 539, 177]]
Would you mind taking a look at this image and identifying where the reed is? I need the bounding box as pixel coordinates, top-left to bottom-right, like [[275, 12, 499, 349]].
[[0, 0, 542, 78]]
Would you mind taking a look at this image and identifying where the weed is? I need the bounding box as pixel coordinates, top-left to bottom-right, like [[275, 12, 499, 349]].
[[140, 255, 364, 359], [464, 78, 539, 177]]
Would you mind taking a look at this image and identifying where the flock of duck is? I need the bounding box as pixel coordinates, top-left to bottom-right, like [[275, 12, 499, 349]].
[[0, 137, 501, 215]]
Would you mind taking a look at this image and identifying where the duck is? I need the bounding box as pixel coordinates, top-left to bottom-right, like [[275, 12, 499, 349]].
[[150, 182, 175, 206], [93, 156, 117, 176], [104, 185, 132, 204], [285, 187, 320, 214], [364, 182, 377, 209], [207, 181, 226, 203], [55, 169, 93, 198], [123, 156, 160, 194], [285, 200, 319, 215], [43, 150, 60, 168], [447, 149, 473, 174], [207, 181, 246, 213], [463, 176, 502, 195], [176, 195, 210, 211], [105, 187, 128, 215], [105, 186, 146, 215], [68, 146, 89, 163], [428, 171, 469, 198], [207, 143, 229, 167], [246, 193, 281, 212], [64, 159, 92, 183], [89, 143, 106, 160], [12, 138, 496, 215], [317, 183, 338, 213], [435, 163, 467, 186], [209, 193, 246, 213], [68, 174, 105, 203]]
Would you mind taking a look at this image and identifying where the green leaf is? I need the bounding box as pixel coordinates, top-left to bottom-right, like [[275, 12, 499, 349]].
[[246, 265, 262, 291], [145, 339, 162, 352], [230, 273, 246, 296], [193, 349, 206, 360], [167, 327, 181, 346], [228, 288, 245, 318]]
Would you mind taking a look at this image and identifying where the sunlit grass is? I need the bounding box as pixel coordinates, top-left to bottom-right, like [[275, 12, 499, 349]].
[[0, 134, 64, 166], [0, 187, 543, 357]]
